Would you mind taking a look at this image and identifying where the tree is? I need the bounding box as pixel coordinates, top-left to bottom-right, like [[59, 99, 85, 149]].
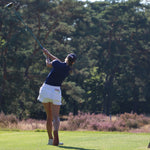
[[1, 0, 150, 119]]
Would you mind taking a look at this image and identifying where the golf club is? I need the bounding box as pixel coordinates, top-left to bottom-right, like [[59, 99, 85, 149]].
[[4, 2, 47, 58]]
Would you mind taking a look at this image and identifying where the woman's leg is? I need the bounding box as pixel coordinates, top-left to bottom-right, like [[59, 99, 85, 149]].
[[52, 104, 60, 146], [43, 103, 53, 140]]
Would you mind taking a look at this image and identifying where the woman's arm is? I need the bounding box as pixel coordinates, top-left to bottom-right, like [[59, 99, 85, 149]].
[[45, 58, 52, 68], [42, 48, 60, 61]]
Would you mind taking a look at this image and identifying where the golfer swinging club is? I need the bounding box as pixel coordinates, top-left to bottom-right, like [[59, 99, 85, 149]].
[[37, 48, 76, 146]]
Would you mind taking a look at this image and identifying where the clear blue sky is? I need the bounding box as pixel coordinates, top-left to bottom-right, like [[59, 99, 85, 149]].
[[80, 0, 100, 2], [79, 0, 150, 3]]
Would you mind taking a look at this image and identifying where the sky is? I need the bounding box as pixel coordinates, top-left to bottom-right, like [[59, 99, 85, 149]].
[[80, 0, 150, 3], [81, 0, 99, 1]]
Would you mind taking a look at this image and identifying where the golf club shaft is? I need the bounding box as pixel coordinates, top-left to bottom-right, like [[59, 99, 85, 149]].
[[14, 11, 43, 49], [15, 11, 49, 58], [5, 2, 47, 58]]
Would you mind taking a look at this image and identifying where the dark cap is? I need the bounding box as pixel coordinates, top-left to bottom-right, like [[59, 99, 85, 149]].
[[67, 53, 77, 63]]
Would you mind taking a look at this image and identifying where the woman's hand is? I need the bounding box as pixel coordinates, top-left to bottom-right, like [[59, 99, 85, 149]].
[[43, 48, 50, 57], [42, 48, 60, 61], [45, 57, 52, 68]]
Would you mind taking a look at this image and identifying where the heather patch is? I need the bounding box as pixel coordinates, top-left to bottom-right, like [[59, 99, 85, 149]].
[[17, 119, 46, 130], [60, 112, 150, 132], [0, 112, 18, 129], [0, 112, 45, 130], [0, 112, 150, 132]]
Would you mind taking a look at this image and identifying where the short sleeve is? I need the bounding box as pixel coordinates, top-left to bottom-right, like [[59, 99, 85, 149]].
[[52, 60, 61, 68]]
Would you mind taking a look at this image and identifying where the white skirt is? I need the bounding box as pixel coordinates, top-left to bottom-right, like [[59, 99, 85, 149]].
[[37, 83, 62, 105]]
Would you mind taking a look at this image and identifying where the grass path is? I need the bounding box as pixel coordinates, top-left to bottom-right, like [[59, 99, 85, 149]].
[[0, 130, 150, 150]]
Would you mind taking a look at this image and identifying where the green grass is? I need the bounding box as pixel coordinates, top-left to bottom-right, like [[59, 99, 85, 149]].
[[0, 130, 150, 150]]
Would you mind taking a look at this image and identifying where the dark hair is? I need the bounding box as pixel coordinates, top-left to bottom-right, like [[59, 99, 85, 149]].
[[67, 53, 77, 66]]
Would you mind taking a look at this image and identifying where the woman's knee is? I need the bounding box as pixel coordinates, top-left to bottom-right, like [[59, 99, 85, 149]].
[[47, 115, 53, 122]]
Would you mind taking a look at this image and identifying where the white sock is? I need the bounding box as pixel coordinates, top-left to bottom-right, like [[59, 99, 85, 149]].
[[48, 139, 53, 145]]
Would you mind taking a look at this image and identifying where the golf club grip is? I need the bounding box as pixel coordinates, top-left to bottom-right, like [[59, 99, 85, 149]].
[[40, 45, 43, 49]]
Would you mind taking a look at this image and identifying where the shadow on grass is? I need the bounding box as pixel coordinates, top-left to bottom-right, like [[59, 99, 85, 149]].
[[58, 146, 96, 150]]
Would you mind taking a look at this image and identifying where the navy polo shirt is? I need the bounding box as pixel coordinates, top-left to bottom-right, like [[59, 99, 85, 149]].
[[45, 60, 71, 86]]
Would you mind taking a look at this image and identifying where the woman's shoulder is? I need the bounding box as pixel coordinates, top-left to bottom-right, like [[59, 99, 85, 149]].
[[52, 59, 65, 68]]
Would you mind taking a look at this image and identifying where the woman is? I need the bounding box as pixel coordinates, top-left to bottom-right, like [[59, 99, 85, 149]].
[[37, 48, 76, 146]]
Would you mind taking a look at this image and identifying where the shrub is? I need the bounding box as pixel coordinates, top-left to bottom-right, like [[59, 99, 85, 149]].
[[18, 119, 46, 130], [0, 112, 18, 128], [0, 112, 150, 132], [0, 112, 46, 130], [119, 113, 150, 130], [60, 112, 150, 132]]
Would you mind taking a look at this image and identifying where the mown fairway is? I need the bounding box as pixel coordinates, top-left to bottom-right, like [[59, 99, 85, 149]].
[[0, 131, 149, 150]]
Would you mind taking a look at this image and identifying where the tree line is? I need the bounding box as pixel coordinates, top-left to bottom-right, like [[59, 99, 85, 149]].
[[0, 0, 150, 119]]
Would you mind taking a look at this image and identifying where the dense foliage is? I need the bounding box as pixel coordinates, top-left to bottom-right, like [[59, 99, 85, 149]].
[[0, 0, 150, 119]]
